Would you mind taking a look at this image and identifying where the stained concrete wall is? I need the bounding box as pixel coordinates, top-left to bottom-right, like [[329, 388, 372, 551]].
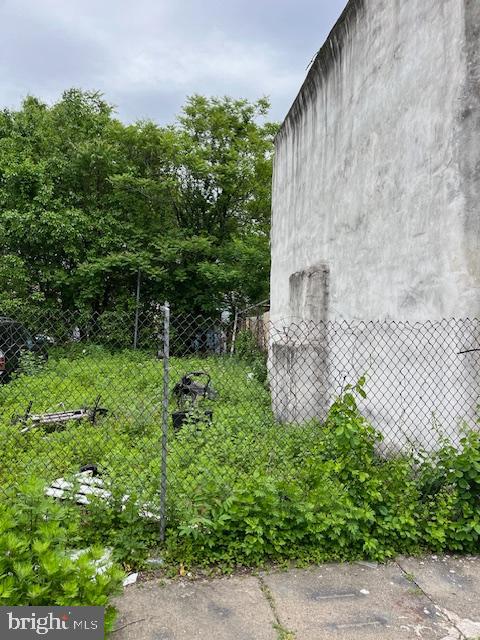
[[270, 0, 480, 449]]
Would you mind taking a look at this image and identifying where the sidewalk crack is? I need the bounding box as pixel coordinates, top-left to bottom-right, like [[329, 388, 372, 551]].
[[395, 559, 467, 640], [257, 575, 296, 640]]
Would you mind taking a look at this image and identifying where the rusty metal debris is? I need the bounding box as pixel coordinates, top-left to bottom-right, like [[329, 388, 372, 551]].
[[14, 395, 107, 433], [172, 371, 216, 432]]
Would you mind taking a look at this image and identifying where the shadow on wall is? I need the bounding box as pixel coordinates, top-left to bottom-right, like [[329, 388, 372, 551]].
[[270, 264, 331, 423]]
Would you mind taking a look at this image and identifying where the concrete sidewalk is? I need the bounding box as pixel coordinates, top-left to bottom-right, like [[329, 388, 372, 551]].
[[113, 556, 480, 640]]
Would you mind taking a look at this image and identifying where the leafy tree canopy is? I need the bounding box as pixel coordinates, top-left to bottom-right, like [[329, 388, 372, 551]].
[[0, 90, 277, 318]]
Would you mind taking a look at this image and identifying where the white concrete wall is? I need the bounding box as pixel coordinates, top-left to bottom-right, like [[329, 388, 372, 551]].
[[270, 0, 480, 450]]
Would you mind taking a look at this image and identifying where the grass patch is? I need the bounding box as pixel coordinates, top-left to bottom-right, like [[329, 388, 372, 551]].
[[0, 346, 272, 497]]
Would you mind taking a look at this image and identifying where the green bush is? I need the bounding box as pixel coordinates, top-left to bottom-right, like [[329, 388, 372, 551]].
[[419, 430, 480, 551], [0, 482, 124, 631], [165, 379, 423, 566], [78, 489, 159, 570]]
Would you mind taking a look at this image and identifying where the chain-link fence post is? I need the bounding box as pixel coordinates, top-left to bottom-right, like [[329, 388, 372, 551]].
[[159, 301, 170, 542]]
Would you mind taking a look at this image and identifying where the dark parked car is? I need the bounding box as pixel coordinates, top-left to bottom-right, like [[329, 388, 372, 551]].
[[0, 317, 51, 383]]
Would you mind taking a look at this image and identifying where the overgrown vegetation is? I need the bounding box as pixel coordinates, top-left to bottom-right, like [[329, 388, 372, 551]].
[[1, 348, 480, 582], [0, 482, 124, 631], [418, 430, 480, 553]]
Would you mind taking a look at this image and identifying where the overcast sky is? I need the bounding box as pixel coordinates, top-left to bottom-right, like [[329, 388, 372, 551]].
[[0, 0, 347, 125]]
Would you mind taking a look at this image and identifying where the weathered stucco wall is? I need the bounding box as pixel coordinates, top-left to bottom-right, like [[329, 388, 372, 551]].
[[270, 0, 480, 449]]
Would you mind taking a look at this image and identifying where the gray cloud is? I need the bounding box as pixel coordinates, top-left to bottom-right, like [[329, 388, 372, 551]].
[[0, 0, 347, 124]]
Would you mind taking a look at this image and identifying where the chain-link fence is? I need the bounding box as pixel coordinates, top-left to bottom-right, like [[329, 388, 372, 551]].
[[0, 307, 167, 515], [0, 307, 479, 539]]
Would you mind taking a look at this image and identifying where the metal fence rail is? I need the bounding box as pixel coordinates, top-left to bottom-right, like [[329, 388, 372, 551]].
[[0, 307, 479, 540]]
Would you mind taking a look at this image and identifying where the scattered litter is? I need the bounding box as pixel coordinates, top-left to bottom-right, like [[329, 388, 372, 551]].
[[173, 371, 216, 406], [46, 469, 160, 520], [80, 464, 101, 476], [138, 504, 160, 520], [15, 396, 107, 433], [123, 573, 138, 587], [432, 555, 438, 560], [172, 371, 216, 431], [145, 557, 165, 568], [70, 549, 137, 588], [449, 569, 456, 574], [69, 548, 112, 576], [46, 470, 111, 504], [424, 608, 430, 615], [359, 589, 370, 595]]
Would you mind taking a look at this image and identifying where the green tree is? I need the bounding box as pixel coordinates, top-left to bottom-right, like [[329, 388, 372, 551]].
[[0, 90, 277, 320]]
